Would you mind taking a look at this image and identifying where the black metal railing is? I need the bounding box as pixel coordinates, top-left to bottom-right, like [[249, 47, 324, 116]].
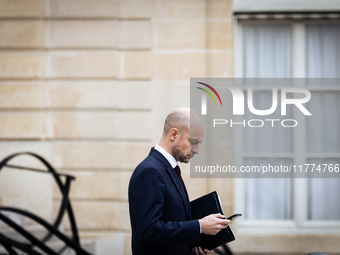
[[0, 152, 92, 255]]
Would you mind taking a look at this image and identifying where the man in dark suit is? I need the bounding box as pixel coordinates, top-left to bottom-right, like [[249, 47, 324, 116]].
[[128, 108, 231, 255]]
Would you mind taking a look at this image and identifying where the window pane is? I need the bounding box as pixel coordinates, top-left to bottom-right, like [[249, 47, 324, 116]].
[[244, 91, 292, 153], [307, 25, 340, 78], [307, 92, 340, 153], [242, 24, 292, 220], [308, 159, 340, 220], [244, 158, 292, 220], [306, 24, 340, 221], [243, 24, 291, 78]]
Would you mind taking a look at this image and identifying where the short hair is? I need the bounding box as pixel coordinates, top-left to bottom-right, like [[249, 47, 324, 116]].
[[163, 109, 189, 136]]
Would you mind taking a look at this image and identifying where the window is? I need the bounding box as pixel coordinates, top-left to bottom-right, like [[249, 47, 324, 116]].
[[234, 18, 340, 232]]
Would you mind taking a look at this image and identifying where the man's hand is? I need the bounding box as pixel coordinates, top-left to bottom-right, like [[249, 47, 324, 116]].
[[199, 213, 232, 235], [192, 246, 212, 255]]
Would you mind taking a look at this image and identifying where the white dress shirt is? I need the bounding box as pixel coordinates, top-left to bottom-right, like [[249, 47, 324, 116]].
[[154, 144, 177, 168]]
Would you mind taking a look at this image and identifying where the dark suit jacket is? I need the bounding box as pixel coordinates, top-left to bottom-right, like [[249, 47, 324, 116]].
[[128, 148, 200, 255]]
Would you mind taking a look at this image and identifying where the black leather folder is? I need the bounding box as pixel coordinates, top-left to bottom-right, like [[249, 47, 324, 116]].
[[190, 191, 235, 250]]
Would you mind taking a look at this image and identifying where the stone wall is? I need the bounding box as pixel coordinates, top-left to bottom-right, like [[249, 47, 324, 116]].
[[0, 0, 233, 254], [1, 1, 339, 255]]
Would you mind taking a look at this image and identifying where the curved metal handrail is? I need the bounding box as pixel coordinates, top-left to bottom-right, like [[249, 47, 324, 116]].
[[0, 152, 92, 255]]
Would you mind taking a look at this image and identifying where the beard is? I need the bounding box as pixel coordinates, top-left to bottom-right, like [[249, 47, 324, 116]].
[[172, 143, 191, 163]]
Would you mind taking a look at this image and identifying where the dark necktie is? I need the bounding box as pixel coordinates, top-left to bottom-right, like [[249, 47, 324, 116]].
[[174, 165, 184, 189]]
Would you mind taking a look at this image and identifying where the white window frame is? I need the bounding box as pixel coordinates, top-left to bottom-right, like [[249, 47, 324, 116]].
[[233, 17, 340, 234]]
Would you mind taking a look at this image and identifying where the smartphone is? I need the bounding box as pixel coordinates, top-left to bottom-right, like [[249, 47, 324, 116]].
[[226, 213, 242, 220]]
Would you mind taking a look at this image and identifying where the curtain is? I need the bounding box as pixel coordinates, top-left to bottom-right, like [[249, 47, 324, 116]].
[[242, 24, 292, 219], [243, 24, 291, 78], [307, 25, 340, 78], [308, 159, 340, 220], [245, 159, 292, 219], [306, 24, 340, 220]]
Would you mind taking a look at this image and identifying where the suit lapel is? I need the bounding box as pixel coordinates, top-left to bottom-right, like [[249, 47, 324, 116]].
[[165, 165, 191, 220], [150, 148, 191, 220], [182, 179, 192, 220]]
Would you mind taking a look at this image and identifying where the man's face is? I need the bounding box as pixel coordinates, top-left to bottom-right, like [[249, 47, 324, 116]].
[[172, 123, 204, 163]]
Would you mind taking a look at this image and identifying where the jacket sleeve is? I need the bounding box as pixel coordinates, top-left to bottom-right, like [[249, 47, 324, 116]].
[[129, 166, 201, 245]]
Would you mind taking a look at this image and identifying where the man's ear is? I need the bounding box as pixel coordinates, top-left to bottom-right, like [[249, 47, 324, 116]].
[[169, 128, 179, 142]]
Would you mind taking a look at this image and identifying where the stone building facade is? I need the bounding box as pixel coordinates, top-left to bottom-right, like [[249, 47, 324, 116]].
[[0, 0, 339, 255]]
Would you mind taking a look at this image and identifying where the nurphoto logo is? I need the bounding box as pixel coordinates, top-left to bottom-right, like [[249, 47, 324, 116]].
[[196, 81, 312, 128]]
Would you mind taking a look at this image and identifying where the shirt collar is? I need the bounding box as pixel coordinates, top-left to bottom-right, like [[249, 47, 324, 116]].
[[154, 144, 177, 168]]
